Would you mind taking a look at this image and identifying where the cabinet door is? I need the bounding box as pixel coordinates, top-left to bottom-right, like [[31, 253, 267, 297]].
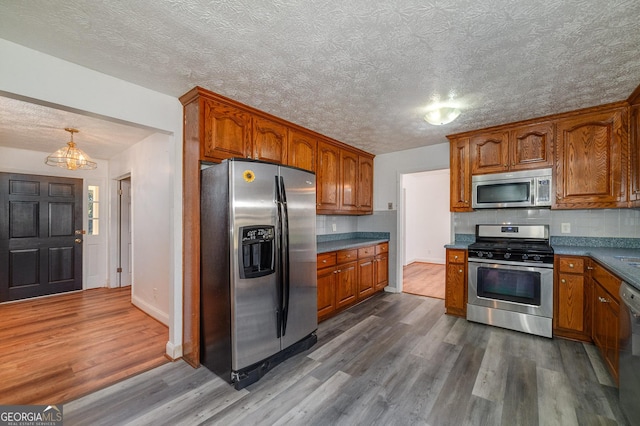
[[593, 282, 620, 382], [335, 262, 357, 309], [555, 108, 627, 208], [252, 116, 287, 164], [445, 263, 466, 316], [510, 122, 554, 170], [374, 253, 388, 291], [630, 105, 640, 204], [316, 141, 341, 212], [202, 99, 252, 162], [340, 149, 359, 212], [553, 256, 590, 340], [556, 273, 587, 334], [317, 266, 337, 320], [288, 129, 316, 172], [470, 131, 509, 174], [357, 257, 375, 299], [449, 138, 472, 212], [358, 155, 374, 213]]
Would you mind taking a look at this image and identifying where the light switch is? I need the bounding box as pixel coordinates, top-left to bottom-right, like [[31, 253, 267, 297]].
[[561, 223, 571, 233]]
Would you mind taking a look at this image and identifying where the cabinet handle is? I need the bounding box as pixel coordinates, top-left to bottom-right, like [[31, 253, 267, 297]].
[[503, 164, 508, 167], [458, 269, 463, 273], [561, 279, 566, 283], [334, 270, 339, 274], [599, 296, 610, 303], [587, 266, 594, 270], [322, 259, 327, 263], [454, 255, 458, 260], [569, 263, 574, 268]]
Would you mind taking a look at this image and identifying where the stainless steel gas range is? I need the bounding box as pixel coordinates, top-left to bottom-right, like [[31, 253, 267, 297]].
[[466, 224, 554, 338]]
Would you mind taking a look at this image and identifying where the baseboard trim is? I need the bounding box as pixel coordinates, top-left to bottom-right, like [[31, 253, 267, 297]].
[[165, 341, 183, 360], [131, 294, 169, 326]]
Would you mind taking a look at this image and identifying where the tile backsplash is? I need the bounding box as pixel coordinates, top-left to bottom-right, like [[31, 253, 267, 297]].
[[316, 215, 358, 235], [454, 208, 640, 238]]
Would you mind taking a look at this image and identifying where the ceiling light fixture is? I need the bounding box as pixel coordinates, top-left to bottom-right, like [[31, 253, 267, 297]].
[[424, 105, 461, 126], [45, 128, 97, 170]]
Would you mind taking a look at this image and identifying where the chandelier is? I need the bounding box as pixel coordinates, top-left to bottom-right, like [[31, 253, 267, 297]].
[[45, 128, 97, 170]]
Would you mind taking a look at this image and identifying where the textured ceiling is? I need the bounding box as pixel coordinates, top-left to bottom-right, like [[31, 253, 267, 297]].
[[0, 96, 156, 159], [0, 0, 639, 156]]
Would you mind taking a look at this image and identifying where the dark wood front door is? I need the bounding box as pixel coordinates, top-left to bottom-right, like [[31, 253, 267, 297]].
[[0, 172, 83, 302]]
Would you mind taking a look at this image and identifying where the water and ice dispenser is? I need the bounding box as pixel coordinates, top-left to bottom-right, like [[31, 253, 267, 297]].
[[239, 226, 275, 279]]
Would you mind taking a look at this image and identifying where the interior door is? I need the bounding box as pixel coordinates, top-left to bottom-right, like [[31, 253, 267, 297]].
[[0, 172, 83, 302], [118, 178, 132, 287]]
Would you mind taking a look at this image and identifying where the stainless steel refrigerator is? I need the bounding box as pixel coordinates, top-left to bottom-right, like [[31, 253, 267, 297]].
[[200, 158, 317, 390]]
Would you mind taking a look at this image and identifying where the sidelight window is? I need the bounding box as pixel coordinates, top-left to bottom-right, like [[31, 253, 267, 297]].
[[88, 185, 100, 235]]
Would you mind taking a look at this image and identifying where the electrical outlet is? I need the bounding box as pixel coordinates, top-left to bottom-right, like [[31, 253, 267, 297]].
[[332, 223, 337, 232], [561, 223, 571, 233], [388, 202, 393, 210]]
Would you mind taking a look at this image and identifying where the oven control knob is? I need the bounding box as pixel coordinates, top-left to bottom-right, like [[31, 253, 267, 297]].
[[533, 255, 541, 261], [522, 254, 529, 260], [476, 251, 484, 258], [486, 252, 493, 258], [504, 252, 511, 259]]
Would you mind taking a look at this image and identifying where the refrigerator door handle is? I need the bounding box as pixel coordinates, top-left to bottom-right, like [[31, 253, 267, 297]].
[[275, 176, 283, 339], [279, 176, 290, 336]]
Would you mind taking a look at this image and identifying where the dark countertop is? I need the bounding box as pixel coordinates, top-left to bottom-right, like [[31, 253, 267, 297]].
[[553, 246, 640, 291], [317, 238, 389, 254]]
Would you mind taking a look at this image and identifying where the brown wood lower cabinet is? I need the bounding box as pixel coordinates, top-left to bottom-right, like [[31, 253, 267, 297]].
[[591, 260, 621, 384], [317, 242, 389, 322], [445, 249, 467, 317], [553, 256, 591, 341], [552, 255, 621, 383]]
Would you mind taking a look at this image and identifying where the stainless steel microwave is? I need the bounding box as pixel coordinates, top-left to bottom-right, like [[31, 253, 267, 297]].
[[472, 168, 552, 209]]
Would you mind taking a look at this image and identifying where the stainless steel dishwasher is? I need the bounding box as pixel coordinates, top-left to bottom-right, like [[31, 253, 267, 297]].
[[619, 282, 640, 425]]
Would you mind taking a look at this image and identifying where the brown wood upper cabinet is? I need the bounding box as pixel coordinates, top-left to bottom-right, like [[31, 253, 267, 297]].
[[252, 116, 287, 164], [317, 140, 374, 215], [555, 107, 628, 209], [449, 137, 472, 212], [288, 129, 317, 173], [470, 122, 554, 175], [202, 98, 252, 163]]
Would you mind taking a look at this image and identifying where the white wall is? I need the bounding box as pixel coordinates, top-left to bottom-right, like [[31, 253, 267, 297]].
[[0, 39, 184, 359], [109, 134, 172, 325], [367, 142, 451, 292], [403, 169, 450, 265], [373, 142, 450, 211]]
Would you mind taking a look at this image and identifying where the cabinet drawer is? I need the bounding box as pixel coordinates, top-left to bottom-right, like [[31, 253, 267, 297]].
[[591, 262, 621, 302], [558, 257, 585, 273], [317, 252, 337, 269], [375, 242, 389, 255], [358, 245, 375, 258], [337, 249, 358, 264], [447, 250, 466, 264]]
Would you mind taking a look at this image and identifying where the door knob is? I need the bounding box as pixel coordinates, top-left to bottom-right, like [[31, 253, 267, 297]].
[[75, 238, 83, 244]]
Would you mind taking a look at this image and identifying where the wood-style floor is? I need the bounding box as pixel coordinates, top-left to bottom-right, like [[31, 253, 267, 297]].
[[403, 262, 445, 299], [0, 287, 169, 405], [65, 292, 628, 425]]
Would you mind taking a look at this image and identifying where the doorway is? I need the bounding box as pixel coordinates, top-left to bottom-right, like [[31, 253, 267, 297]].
[[117, 177, 132, 287], [400, 169, 450, 299]]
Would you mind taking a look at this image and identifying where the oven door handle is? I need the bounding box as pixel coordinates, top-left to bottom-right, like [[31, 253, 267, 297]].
[[468, 257, 554, 269]]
